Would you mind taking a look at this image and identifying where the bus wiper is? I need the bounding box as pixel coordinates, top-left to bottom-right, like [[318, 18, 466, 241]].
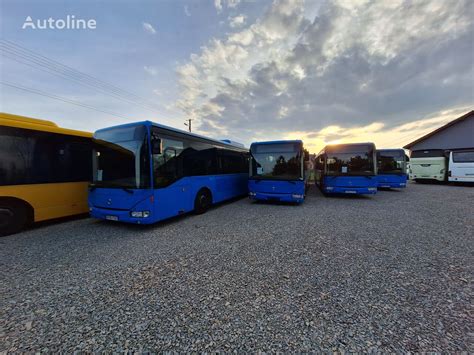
[[89, 184, 96, 191], [122, 187, 134, 194]]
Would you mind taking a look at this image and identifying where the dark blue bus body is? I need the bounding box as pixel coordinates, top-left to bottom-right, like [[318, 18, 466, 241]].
[[248, 140, 306, 203], [89, 121, 248, 224], [315, 143, 378, 195], [376, 149, 408, 188]]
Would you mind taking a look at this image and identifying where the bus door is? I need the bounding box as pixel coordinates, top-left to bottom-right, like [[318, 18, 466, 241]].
[[153, 142, 191, 218]]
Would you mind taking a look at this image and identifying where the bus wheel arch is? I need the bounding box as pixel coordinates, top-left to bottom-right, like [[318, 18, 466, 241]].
[[194, 187, 213, 214], [0, 197, 34, 237]]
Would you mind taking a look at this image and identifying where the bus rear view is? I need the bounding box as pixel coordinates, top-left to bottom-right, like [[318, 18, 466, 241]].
[[410, 149, 447, 182], [249, 140, 306, 203], [315, 143, 377, 195], [376, 149, 408, 188]]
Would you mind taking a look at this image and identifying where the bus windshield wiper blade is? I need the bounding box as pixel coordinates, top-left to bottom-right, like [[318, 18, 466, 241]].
[[122, 187, 134, 194]]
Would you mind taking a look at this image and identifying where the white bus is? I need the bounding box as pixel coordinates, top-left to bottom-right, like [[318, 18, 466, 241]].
[[410, 149, 447, 182], [448, 150, 474, 183]]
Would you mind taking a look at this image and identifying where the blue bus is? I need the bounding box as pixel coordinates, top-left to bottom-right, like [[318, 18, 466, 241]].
[[315, 143, 377, 195], [248, 140, 307, 203], [376, 149, 408, 188], [88, 121, 248, 224]]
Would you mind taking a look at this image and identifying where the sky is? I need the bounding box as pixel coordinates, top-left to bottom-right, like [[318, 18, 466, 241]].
[[1, 0, 473, 153]]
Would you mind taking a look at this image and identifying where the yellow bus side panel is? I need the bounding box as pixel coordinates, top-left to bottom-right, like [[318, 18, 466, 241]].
[[0, 182, 89, 222]]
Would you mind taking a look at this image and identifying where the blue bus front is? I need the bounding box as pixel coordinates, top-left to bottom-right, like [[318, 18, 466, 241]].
[[376, 149, 408, 188], [249, 141, 306, 203], [89, 122, 156, 224], [316, 143, 378, 195]]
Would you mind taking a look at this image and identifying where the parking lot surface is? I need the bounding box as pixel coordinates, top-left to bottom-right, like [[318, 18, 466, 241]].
[[1, 182, 473, 352]]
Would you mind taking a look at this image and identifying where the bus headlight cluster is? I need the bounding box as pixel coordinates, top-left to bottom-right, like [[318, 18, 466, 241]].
[[292, 194, 304, 199], [326, 187, 334, 191], [130, 211, 150, 218], [368, 187, 377, 191], [249, 192, 256, 197]]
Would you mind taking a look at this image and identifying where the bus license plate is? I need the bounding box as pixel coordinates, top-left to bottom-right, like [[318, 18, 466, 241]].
[[106, 215, 118, 221], [345, 190, 357, 194]]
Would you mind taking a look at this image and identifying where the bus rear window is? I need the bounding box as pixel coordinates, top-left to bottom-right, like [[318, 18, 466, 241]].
[[411, 150, 445, 158], [453, 151, 474, 163]]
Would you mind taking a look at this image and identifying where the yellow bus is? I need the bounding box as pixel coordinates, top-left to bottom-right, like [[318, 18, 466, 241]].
[[0, 113, 93, 236]]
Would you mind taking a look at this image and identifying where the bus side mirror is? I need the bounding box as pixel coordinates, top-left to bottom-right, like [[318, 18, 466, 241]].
[[152, 139, 162, 154]]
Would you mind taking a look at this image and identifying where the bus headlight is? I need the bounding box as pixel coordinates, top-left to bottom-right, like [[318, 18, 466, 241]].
[[130, 211, 150, 218], [292, 194, 304, 199], [249, 192, 256, 197], [368, 187, 377, 191], [326, 187, 334, 191]]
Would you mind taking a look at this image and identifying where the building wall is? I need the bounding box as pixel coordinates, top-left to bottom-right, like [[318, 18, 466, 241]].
[[409, 115, 474, 151]]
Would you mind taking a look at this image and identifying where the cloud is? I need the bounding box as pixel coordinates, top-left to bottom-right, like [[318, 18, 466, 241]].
[[144, 66, 158, 76], [214, 0, 222, 12], [215, 0, 241, 12], [175, 0, 474, 149], [285, 106, 472, 153], [142, 22, 156, 34], [229, 14, 247, 28], [184, 5, 191, 16]]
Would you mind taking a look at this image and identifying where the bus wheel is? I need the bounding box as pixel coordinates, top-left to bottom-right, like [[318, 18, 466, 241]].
[[194, 189, 212, 214], [0, 201, 29, 237]]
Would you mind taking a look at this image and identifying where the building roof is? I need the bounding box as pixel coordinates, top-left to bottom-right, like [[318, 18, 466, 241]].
[[403, 110, 474, 149]]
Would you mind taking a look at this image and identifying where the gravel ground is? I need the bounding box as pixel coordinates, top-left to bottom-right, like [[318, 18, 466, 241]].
[[1, 182, 473, 352]]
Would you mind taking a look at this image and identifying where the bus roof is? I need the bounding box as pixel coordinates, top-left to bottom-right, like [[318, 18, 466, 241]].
[[250, 140, 303, 146], [376, 148, 405, 152], [95, 120, 247, 150], [0, 112, 92, 138]]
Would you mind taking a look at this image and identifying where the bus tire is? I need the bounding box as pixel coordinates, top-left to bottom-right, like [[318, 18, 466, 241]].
[[0, 199, 31, 237], [194, 188, 212, 214]]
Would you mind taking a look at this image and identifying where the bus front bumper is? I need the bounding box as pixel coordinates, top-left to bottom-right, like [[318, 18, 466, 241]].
[[377, 182, 407, 188], [324, 186, 377, 195], [89, 206, 154, 224], [249, 191, 304, 203]]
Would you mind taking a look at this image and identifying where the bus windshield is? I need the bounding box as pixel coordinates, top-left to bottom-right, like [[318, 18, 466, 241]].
[[250, 142, 302, 180], [92, 125, 150, 189], [325, 144, 375, 176], [377, 150, 406, 174]]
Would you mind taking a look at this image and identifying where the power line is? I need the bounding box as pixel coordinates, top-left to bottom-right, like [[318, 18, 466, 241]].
[[1, 81, 133, 120], [0, 39, 183, 119], [1, 40, 155, 103], [0, 40, 177, 117]]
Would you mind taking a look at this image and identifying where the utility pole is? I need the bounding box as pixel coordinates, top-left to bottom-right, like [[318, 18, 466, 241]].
[[184, 118, 194, 132]]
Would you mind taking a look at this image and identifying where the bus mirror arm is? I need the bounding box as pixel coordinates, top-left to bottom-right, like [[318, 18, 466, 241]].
[[152, 138, 162, 154]]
